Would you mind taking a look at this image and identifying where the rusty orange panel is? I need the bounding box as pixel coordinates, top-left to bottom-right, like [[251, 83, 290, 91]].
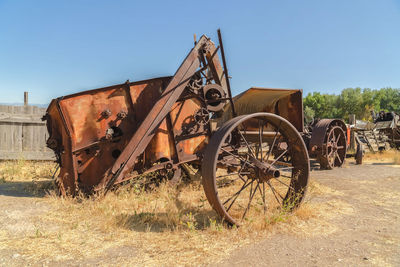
[[144, 119, 175, 165], [59, 85, 131, 149], [46, 77, 172, 194]]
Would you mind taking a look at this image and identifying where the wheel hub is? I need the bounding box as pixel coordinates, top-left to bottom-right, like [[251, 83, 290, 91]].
[[331, 141, 338, 151], [249, 156, 280, 183]]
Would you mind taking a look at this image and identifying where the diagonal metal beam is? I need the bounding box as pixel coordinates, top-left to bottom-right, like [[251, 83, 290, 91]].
[[98, 36, 211, 190]]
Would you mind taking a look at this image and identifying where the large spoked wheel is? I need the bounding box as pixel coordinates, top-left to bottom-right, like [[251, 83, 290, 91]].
[[202, 113, 310, 226], [319, 126, 346, 170]]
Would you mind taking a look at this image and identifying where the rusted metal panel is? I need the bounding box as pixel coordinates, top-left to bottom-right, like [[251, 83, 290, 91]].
[[46, 77, 172, 194]]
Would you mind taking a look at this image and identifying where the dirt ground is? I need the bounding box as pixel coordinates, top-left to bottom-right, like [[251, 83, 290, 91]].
[[0, 161, 399, 266], [218, 162, 400, 266]]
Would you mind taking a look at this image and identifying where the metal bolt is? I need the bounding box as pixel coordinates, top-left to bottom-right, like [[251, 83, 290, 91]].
[[101, 109, 112, 118]]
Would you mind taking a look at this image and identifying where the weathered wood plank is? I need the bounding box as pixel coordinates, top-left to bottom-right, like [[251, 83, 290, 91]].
[[0, 104, 54, 160]]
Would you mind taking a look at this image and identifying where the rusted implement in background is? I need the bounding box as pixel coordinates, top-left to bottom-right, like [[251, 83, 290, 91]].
[[351, 111, 399, 153], [352, 120, 390, 153], [373, 111, 400, 149], [45, 31, 310, 225]]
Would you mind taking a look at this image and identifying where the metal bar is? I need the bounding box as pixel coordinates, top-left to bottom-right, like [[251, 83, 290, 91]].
[[217, 29, 236, 117], [72, 141, 101, 154], [240, 131, 282, 137], [165, 113, 180, 163]]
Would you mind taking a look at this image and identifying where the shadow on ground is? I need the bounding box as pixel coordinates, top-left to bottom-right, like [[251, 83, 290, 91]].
[[115, 188, 221, 233], [0, 179, 54, 198], [371, 162, 396, 166], [115, 208, 219, 233]]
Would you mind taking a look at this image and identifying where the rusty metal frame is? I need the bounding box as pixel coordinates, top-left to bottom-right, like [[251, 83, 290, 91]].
[[44, 31, 317, 225], [99, 35, 227, 190]]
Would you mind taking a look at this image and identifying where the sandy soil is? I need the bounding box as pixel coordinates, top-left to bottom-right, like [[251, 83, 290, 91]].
[[217, 163, 400, 266], [0, 162, 399, 266]]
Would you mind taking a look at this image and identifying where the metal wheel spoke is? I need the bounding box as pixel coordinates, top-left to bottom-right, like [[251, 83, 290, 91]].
[[262, 182, 267, 213], [269, 181, 285, 200], [258, 121, 264, 161], [220, 147, 255, 167], [237, 174, 247, 183], [276, 166, 294, 171], [270, 149, 288, 166], [335, 133, 341, 145], [263, 121, 282, 162], [273, 177, 295, 191], [267, 181, 283, 206], [224, 178, 253, 209], [335, 152, 342, 164], [216, 172, 250, 179], [236, 156, 253, 182], [217, 174, 248, 185], [242, 182, 259, 220], [256, 181, 267, 213], [332, 132, 336, 143], [237, 125, 256, 157], [270, 160, 293, 167]]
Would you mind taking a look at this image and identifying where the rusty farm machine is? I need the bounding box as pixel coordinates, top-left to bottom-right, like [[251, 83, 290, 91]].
[[44, 31, 348, 225], [351, 111, 400, 153]]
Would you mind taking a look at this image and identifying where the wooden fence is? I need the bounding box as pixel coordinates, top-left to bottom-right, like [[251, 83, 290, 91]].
[[0, 104, 54, 160]]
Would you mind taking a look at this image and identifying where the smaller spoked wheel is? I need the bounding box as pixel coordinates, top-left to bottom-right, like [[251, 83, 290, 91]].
[[320, 126, 346, 170], [202, 113, 310, 225]]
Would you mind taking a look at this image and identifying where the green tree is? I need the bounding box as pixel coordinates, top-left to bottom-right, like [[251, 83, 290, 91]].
[[304, 106, 315, 123], [303, 87, 400, 122], [337, 88, 364, 119], [304, 92, 339, 119], [375, 87, 400, 112]]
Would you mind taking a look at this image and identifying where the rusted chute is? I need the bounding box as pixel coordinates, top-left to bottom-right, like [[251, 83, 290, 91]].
[[220, 87, 304, 132], [222, 87, 348, 169]]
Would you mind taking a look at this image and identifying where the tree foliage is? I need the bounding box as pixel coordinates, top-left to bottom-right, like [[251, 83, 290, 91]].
[[303, 87, 400, 121]]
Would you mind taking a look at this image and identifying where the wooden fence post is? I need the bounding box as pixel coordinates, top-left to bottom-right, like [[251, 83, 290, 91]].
[[24, 92, 28, 106]]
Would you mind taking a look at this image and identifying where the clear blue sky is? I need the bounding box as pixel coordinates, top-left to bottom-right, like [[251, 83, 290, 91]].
[[0, 0, 399, 104]]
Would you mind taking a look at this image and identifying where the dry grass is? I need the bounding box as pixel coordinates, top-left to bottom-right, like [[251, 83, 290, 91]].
[[0, 159, 57, 182], [0, 160, 57, 196], [0, 160, 342, 266], [308, 179, 345, 196], [363, 150, 400, 165]]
